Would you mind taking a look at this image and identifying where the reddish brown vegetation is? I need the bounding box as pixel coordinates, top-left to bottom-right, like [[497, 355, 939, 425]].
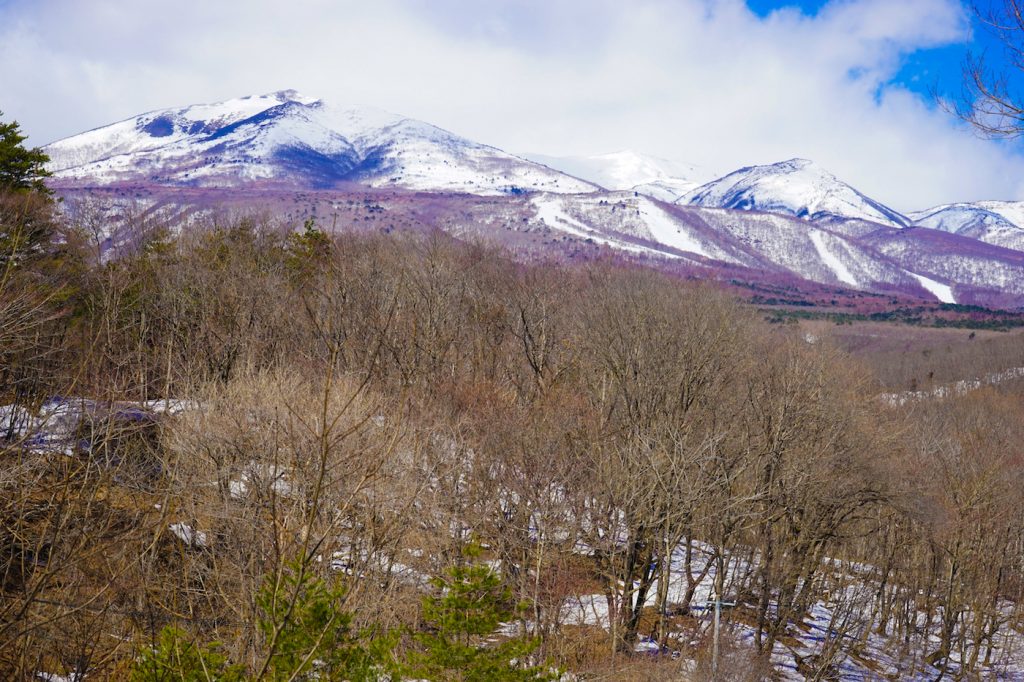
[[1, 202, 1023, 680]]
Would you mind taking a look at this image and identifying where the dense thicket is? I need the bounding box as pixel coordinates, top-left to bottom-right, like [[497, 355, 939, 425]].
[[2, 210, 1023, 680]]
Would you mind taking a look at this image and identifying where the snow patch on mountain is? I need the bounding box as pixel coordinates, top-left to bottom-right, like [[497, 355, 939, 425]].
[[683, 159, 908, 228], [635, 198, 713, 258], [532, 193, 742, 263], [42, 91, 1024, 309], [980, 200, 1024, 227], [907, 272, 956, 304], [46, 91, 315, 171], [531, 195, 672, 257], [809, 229, 858, 286]]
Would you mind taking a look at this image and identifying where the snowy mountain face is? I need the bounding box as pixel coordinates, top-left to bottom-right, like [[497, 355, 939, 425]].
[[909, 201, 1024, 252], [45, 91, 597, 195], [520, 191, 1024, 306], [526, 150, 712, 202], [44, 91, 1024, 308], [683, 158, 909, 228]]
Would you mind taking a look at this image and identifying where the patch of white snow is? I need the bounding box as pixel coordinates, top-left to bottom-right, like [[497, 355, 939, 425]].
[[637, 198, 711, 257], [532, 196, 676, 258], [809, 230, 858, 286], [907, 272, 956, 304]]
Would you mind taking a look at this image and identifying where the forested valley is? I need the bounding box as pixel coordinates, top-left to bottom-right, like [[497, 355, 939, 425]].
[[3, 188, 1024, 680]]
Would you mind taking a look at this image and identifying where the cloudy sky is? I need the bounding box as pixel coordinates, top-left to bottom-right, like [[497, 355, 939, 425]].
[[1, 0, 1022, 210]]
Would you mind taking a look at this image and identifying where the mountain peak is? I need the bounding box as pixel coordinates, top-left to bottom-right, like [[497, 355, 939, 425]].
[[777, 157, 817, 171], [683, 158, 907, 227], [909, 201, 1024, 252], [268, 89, 317, 104], [43, 92, 596, 195]]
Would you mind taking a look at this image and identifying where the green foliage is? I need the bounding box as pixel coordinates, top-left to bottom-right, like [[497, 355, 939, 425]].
[[0, 112, 66, 276], [406, 544, 556, 682], [131, 559, 392, 681], [285, 218, 332, 279], [0, 190, 60, 273], [0, 112, 52, 196], [761, 305, 1024, 331], [255, 558, 391, 681], [131, 626, 243, 682]]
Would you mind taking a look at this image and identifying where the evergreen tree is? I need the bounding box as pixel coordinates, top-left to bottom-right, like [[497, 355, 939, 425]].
[[131, 627, 244, 682], [131, 559, 393, 681], [407, 544, 556, 682], [254, 559, 390, 681], [0, 112, 52, 195], [285, 218, 332, 281], [0, 112, 60, 273]]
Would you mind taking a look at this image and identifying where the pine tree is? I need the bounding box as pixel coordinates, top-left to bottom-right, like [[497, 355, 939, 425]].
[[254, 559, 390, 681], [130, 559, 393, 681], [131, 627, 244, 682], [0, 112, 60, 274], [285, 218, 332, 281], [0, 112, 52, 196], [407, 544, 556, 682]]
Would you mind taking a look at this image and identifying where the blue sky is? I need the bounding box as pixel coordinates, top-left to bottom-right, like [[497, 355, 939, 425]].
[[748, 0, 1009, 100], [1, 0, 1023, 208]]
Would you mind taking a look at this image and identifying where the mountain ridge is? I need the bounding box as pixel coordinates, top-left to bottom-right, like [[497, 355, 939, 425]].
[[43, 91, 1024, 309], [909, 200, 1024, 252], [46, 90, 597, 195], [681, 158, 910, 228]]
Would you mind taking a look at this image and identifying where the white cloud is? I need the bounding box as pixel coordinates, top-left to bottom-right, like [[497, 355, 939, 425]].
[[1, 0, 1022, 209]]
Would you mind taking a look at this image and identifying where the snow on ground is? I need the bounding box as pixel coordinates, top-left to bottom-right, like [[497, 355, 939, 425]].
[[637, 198, 712, 258], [880, 366, 1024, 406], [809, 229, 858, 287], [0, 396, 200, 454], [228, 461, 293, 499], [531, 195, 676, 258], [34, 673, 85, 682], [906, 271, 956, 304], [0, 404, 35, 438], [11, 391, 1024, 679], [142, 399, 201, 415], [558, 539, 1024, 680], [169, 522, 208, 548], [326, 548, 430, 588]]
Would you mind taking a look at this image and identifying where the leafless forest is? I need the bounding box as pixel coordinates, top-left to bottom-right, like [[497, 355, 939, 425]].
[[3, 193, 1024, 680]]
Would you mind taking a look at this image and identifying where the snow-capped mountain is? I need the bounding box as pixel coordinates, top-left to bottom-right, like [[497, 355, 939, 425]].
[[45, 90, 597, 195], [522, 191, 1024, 306], [525, 150, 712, 202], [43, 91, 1024, 308], [683, 158, 909, 228], [909, 201, 1024, 252]]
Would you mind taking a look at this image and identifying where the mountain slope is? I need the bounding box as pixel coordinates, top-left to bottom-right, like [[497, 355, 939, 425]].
[[45, 91, 318, 172], [45, 91, 597, 195], [42, 92, 1024, 309], [909, 201, 1024, 252], [524, 192, 1024, 306], [682, 158, 908, 228]]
